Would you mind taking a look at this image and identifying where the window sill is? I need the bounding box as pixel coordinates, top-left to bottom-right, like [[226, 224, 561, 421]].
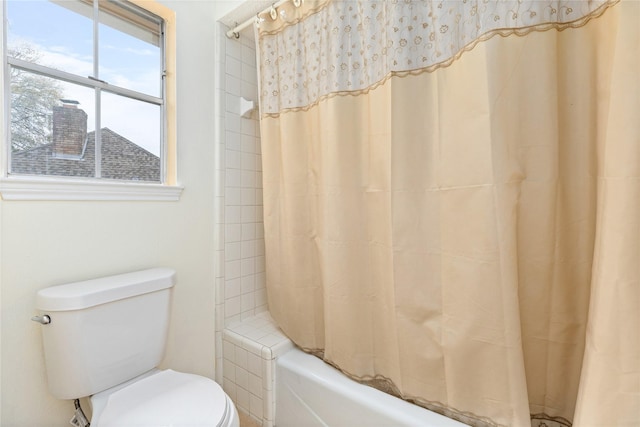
[[0, 177, 183, 201]]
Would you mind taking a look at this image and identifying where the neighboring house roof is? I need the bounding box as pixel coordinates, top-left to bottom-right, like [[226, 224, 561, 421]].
[[11, 128, 161, 182]]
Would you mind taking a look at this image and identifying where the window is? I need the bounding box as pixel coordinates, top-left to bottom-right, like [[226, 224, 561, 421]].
[[1, 0, 180, 200]]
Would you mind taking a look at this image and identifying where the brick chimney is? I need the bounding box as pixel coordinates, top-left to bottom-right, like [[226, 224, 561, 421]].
[[52, 100, 87, 157]]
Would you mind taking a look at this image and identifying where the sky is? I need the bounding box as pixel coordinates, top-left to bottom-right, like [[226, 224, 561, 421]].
[[6, 0, 162, 155]]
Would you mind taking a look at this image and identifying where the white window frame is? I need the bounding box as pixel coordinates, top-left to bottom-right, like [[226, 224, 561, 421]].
[[0, 0, 181, 201]]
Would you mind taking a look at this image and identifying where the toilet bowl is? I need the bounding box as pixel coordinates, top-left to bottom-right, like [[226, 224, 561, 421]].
[[32, 268, 239, 427], [90, 369, 239, 427]]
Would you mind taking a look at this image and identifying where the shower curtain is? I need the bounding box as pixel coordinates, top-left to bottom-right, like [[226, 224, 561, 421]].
[[255, 1, 639, 426]]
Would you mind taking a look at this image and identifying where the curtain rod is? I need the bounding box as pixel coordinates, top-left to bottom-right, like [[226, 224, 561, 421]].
[[226, 0, 301, 39]]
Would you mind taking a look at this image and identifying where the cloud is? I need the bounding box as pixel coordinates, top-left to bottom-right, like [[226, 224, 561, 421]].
[[102, 43, 156, 57], [9, 33, 161, 156], [40, 49, 94, 77]]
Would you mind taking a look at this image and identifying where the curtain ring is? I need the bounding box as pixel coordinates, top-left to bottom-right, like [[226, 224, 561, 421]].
[[269, 4, 278, 20], [232, 22, 240, 39]]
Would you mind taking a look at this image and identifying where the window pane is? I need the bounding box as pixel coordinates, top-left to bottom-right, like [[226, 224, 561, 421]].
[[100, 92, 161, 182], [99, 2, 162, 97], [6, 0, 93, 77], [5, 1, 166, 185], [10, 71, 96, 178]]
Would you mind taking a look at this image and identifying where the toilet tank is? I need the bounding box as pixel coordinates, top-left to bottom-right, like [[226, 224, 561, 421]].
[[34, 268, 176, 400]]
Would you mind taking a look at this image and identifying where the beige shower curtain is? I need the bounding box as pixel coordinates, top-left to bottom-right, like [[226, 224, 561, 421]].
[[256, 1, 639, 426]]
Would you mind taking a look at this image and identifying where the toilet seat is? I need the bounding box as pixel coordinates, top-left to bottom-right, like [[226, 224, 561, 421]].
[[91, 369, 235, 427]]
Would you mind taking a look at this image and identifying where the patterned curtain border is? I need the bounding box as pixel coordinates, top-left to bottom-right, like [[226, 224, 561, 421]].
[[304, 347, 507, 427], [306, 346, 583, 426], [257, 0, 620, 118]]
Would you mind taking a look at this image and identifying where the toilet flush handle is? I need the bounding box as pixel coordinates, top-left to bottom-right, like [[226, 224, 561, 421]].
[[31, 315, 51, 325]]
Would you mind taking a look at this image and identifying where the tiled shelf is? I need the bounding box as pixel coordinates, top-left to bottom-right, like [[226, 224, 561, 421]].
[[223, 311, 294, 427]]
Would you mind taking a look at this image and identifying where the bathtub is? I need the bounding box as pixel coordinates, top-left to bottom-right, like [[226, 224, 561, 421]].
[[275, 347, 468, 427]]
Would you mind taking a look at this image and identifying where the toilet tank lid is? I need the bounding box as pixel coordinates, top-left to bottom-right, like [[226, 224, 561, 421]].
[[36, 268, 176, 311]]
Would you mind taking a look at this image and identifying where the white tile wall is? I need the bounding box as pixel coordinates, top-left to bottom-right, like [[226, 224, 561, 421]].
[[215, 34, 261, 290], [221, 29, 266, 326], [214, 23, 272, 425]]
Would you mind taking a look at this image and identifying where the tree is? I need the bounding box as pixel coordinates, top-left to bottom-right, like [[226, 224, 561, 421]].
[[9, 44, 63, 152]]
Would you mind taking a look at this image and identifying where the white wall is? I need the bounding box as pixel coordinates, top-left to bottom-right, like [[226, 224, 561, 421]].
[[0, 1, 219, 425], [213, 0, 248, 20]]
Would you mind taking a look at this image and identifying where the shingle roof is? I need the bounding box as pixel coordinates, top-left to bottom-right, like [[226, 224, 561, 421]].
[[11, 128, 160, 182]]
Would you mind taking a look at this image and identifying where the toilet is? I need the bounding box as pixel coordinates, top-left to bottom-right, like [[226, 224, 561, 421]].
[[32, 268, 239, 427]]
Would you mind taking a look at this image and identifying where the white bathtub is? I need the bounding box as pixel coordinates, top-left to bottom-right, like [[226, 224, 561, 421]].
[[275, 347, 468, 427]]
